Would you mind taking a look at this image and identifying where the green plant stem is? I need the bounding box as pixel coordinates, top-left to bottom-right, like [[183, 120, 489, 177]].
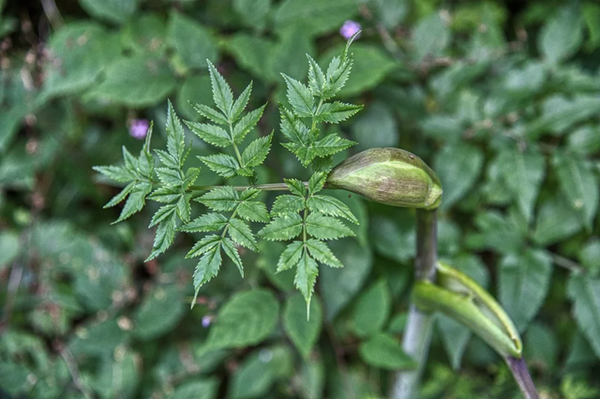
[[392, 209, 438, 399]]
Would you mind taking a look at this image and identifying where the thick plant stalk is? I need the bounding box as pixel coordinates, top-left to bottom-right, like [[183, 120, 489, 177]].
[[505, 357, 539, 399], [391, 209, 437, 399]]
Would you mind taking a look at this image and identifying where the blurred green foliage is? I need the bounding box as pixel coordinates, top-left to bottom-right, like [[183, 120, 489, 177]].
[[1, 0, 600, 398]]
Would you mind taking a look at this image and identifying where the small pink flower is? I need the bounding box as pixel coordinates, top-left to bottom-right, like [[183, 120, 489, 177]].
[[129, 119, 149, 140], [340, 20, 361, 40]]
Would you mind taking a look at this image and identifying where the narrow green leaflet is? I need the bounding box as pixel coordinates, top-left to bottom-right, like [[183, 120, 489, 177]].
[[312, 134, 357, 158], [166, 100, 186, 165], [180, 213, 228, 233], [307, 54, 326, 95], [316, 102, 363, 124], [199, 154, 239, 178], [207, 61, 234, 120], [197, 187, 240, 211], [279, 106, 309, 144], [222, 237, 244, 276], [186, 122, 232, 147], [192, 245, 223, 297], [233, 104, 267, 144], [307, 195, 359, 224], [191, 102, 229, 125], [149, 204, 177, 228], [259, 214, 304, 241], [115, 182, 153, 224], [241, 134, 272, 168], [277, 241, 304, 272], [228, 218, 258, 251], [146, 212, 178, 261], [285, 178, 307, 197], [305, 213, 355, 240], [307, 172, 326, 194], [295, 253, 319, 307], [305, 239, 342, 268], [281, 74, 314, 117], [237, 201, 270, 222], [186, 235, 222, 258], [271, 195, 305, 216], [231, 82, 253, 122]]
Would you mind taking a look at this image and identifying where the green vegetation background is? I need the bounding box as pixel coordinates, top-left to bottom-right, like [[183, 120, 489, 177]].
[[1, 0, 600, 398]]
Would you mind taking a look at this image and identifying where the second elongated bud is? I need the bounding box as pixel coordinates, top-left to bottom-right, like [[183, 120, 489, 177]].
[[326, 148, 443, 209]]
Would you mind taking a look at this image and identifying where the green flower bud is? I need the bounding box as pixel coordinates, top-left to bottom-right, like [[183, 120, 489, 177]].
[[326, 148, 443, 209]]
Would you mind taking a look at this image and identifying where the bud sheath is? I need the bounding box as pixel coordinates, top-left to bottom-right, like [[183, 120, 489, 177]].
[[326, 148, 442, 209]]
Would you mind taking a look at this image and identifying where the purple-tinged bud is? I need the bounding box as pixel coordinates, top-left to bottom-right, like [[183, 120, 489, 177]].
[[129, 119, 150, 140], [326, 148, 443, 209], [340, 20, 362, 40]]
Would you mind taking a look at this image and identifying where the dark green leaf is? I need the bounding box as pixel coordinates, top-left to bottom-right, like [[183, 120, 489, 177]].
[[554, 151, 599, 230], [359, 333, 416, 370], [496, 146, 545, 223], [351, 280, 391, 337], [567, 274, 600, 358], [204, 290, 279, 350], [168, 12, 217, 69], [434, 142, 483, 209], [283, 294, 322, 357], [539, 6, 583, 64], [499, 249, 552, 331]]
